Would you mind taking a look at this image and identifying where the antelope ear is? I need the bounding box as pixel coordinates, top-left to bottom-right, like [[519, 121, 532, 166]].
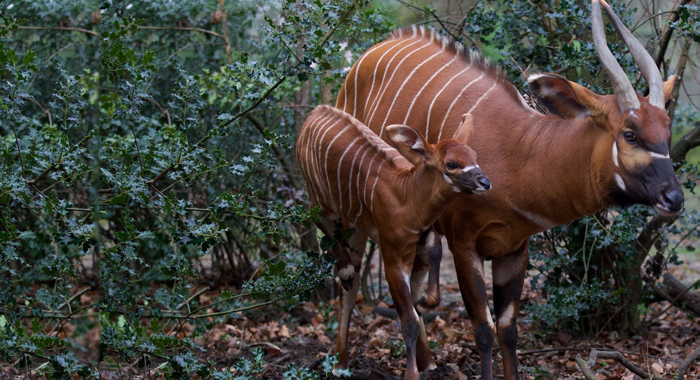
[[454, 114, 474, 145], [527, 73, 604, 119], [662, 74, 677, 107], [385, 124, 432, 166]]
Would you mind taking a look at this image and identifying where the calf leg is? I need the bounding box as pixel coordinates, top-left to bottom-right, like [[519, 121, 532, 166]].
[[332, 226, 367, 369], [492, 243, 528, 380], [383, 246, 421, 380], [411, 229, 441, 372]]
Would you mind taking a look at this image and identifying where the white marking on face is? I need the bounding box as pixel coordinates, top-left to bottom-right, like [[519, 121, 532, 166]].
[[443, 173, 453, 184], [612, 141, 619, 167], [648, 151, 670, 159], [615, 173, 626, 191], [462, 165, 479, 173], [498, 304, 515, 326], [453, 186, 461, 193], [511, 205, 556, 229], [654, 203, 677, 217], [407, 228, 420, 235]]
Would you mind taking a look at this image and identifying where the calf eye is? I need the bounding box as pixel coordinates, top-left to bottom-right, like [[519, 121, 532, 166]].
[[623, 131, 637, 143], [446, 162, 459, 170]]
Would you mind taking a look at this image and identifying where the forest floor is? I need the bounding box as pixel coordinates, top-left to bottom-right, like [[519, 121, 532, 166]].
[[179, 244, 700, 380]]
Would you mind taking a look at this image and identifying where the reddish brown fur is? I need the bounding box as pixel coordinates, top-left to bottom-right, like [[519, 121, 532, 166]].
[[296, 106, 490, 380], [337, 26, 682, 380]]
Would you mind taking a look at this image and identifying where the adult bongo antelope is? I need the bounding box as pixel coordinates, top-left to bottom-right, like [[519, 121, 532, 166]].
[[296, 105, 490, 380], [335, 1, 684, 379]]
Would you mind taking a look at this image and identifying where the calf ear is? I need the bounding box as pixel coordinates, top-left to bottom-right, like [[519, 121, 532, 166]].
[[454, 114, 474, 145], [386, 125, 432, 166], [527, 73, 604, 119]]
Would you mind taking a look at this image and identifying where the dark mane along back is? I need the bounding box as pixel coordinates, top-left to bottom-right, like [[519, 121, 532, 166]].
[[388, 26, 524, 106]]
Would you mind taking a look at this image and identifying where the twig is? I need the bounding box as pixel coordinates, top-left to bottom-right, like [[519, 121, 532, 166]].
[[176, 287, 210, 311], [676, 346, 700, 380], [136, 25, 222, 39], [26, 164, 55, 185], [649, 279, 700, 322], [587, 349, 670, 380], [15, 25, 98, 36], [26, 98, 52, 127], [576, 354, 601, 380], [12, 126, 26, 177]]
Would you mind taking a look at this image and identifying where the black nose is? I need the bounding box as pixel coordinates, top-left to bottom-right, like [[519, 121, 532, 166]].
[[660, 188, 684, 212], [478, 177, 491, 190]]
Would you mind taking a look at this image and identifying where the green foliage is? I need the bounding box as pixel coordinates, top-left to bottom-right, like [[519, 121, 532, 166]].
[[0, 0, 389, 376]]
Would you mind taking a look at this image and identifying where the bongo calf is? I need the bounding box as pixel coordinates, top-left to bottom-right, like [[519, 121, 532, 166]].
[[296, 105, 490, 380]]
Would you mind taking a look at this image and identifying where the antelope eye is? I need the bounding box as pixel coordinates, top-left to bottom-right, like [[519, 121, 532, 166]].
[[446, 162, 460, 170], [623, 131, 637, 143]]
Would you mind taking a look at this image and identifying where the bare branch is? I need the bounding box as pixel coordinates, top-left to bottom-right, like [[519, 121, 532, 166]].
[[677, 346, 700, 380], [575, 354, 601, 380]]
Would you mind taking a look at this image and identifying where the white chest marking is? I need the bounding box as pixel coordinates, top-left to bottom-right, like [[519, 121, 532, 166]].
[[615, 173, 626, 191], [443, 173, 453, 184]]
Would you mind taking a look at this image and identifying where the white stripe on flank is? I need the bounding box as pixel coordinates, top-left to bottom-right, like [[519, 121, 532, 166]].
[[371, 42, 433, 136], [464, 81, 498, 116], [363, 39, 418, 119], [426, 65, 472, 139], [344, 39, 396, 116], [379, 49, 444, 130], [314, 116, 343, 209], [324, 125, 351, 210], [353, 147, 373, 223], [337, 137, 361, 212], [403, 56, 458, 126], [346, 143, 366, 216], [362, 155, 376, 207], [437, 73, 484, 141], [649, 151, 670, 159], [369, 160, 385, 215], [309, 115, 335, 204], [367, 39, 428, 127], [303, 116, 326, 205]]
